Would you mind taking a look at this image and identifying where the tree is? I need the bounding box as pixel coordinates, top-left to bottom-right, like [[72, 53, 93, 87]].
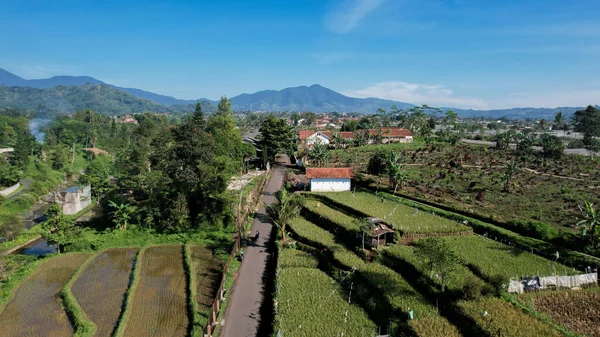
[[573, 105, 600, 158], [553, 111, 566, 137], [502, 161, 519, 193], [341, 120, 359, 131], [51, 145, 69, 170], [207, 96, 244, 171], [353, 130, 370, 147], [540, 134, 564, 160], [266, 189, 303, 240], [414, 238, 459, 292], [0, 159, 22, 187], [445, 110, 458, 124], [332, 132, 344, 149], [191, 102, 206, 130], [307, 142, 330, 167], [258, 115, 296, 162], [0, 215, 24, 241], [108, 201, 135, 231], [79, 156, 112, 198], [385, 151, 407, 194], [41, 203, 78, 253], [577, 201, 599, 251]]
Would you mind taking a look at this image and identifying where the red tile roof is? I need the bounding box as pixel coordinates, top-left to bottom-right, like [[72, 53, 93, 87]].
[[298, 130, 316, 140], [306, 167, 354, 179]]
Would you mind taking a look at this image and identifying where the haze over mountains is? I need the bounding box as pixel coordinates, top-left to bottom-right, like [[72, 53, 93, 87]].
[[0, 68, 592, 118]]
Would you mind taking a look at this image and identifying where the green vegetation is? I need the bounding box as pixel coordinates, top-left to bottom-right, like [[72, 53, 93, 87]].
[[112, 248, 144, 337], [59, 254, 98, 337], [0, 255, 41, 310], [440, 236, 578, 279], [276, 267, 377, 336], [277, 247, 319, 269], [316, 191, 470, 235]]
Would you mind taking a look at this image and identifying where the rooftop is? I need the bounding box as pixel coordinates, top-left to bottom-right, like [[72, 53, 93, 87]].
[[305, 167, 353, 179]]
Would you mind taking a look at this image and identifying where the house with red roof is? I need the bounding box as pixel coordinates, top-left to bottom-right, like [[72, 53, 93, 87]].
[[305, 167, 353, 192]]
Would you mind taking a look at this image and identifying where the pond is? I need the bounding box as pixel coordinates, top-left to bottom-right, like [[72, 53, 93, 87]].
[[15, 238, 57, 256]]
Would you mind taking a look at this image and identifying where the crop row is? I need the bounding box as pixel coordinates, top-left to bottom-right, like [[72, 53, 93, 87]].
[[287, 217, 460, 336], [458, 297, 564, 337], [277, 267, 377, 336], [439, 236, 578, 280], [278, 247, 319, 269], [316, 191, 470, 234]]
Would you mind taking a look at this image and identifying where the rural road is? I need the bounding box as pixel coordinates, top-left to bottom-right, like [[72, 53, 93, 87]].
[[220, 157, 287, 337]]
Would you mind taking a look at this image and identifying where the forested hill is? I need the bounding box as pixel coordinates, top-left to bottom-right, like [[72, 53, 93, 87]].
[[0, 84, 215, 116]]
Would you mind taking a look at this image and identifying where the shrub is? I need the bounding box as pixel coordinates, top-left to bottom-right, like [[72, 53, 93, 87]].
[[488, 274, 507, 296], [462, 277, 484, 300]]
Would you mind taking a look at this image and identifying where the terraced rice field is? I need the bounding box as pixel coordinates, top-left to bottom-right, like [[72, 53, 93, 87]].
[[0, 253, 89, 337], [440, 236, 578, 279], [124, 245, 188, 337], [71, 248, 138, 337], [317, 191, 469, 234], [189, 245, 223, 312]]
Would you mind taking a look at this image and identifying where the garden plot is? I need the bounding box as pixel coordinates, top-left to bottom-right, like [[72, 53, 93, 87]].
[[71, 248, 138, 337], [0, 253, 89, 337], [189, 245, 223, 313], [124, 245, 188, 337], [520, 288, 600, 337], [317, 191, 470, 235], [440, 236, 578, 280], [277, 267, 377, 337], [458, 297, 564, 337]]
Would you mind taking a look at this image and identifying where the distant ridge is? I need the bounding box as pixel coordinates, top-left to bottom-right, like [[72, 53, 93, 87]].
[[0, 68, 595, 118]]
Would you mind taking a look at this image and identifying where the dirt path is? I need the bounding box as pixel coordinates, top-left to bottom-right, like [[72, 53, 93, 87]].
[[5, 179, 31, 200], [220, 159, 286, 337]]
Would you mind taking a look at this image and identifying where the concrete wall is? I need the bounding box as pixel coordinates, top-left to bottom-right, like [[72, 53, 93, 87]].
[[306, 133, 330, 146], [310, 178, 351, 192], [56, 185, 91, 215], [0, 148, 14, 154], [0, 182, 20, 196]]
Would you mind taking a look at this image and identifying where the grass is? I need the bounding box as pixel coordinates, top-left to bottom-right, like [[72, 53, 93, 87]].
[[60, 253, 98, 337], [277, 247, 319, 269], [184, 244, 202, 337], [0, 255, 41, 310], [315, 191, 470, 235], [112, 248, 144, 337], [0, 225, 45, 254], [439, 236, 578, 280], [276, 267, 378, 337]]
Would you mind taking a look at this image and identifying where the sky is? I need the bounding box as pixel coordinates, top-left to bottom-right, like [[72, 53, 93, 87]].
[[1, 0, 599, 110]]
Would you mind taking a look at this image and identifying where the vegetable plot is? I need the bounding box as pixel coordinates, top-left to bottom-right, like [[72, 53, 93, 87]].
[[71, 248, 138, 337], [0, 253, 89, 337]]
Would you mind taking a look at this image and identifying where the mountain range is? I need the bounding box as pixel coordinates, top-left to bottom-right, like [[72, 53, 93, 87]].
[[0, 68, 593, 118]]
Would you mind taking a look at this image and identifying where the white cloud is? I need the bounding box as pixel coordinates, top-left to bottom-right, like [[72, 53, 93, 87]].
[[325, 0, 387, 34], [489, 90, 600, 109], [312, 52, 350, 65], [343, 81, 489, 109]]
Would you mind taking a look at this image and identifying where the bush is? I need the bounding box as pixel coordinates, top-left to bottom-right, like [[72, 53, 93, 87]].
[[462, 277, 484, 300], [488, 274, 507, 296], [567, 139, 586, 149]]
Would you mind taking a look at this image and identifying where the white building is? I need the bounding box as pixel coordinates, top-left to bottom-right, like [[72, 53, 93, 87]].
[[304, 131, 331, 146], [306, 167, 353, 192], [56, 185, 92, 215]]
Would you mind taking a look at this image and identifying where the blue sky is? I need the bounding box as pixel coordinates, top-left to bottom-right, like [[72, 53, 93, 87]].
[[1, 0, 599, 109]]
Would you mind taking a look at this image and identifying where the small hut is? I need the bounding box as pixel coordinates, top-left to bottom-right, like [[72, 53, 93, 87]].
[[358, 217, 395, 249], [56, 185, 91, 215]]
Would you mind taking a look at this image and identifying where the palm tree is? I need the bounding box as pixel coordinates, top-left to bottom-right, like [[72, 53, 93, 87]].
[[502, 161, 519, 193], [307, 143, 329, 167], [332, 132, 344, 149], [553, 111, 566, 137], [577, 201, 599, 250], [109, 201, 134, 230], [266, 189, 303, 241]]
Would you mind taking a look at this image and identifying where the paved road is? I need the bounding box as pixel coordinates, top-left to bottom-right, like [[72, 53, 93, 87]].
[[220, 162, 286, 337], [6, 179, 31, 200]]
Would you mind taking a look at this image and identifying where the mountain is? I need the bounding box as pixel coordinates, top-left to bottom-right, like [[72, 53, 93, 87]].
[[231, 84, 414, 113], [0, 68, 595, 118], [0, 68, 207, 106]]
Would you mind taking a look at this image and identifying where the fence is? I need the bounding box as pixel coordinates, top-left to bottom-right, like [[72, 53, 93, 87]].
[[508, 273, 598, 294], [203, 173, 269, 337]]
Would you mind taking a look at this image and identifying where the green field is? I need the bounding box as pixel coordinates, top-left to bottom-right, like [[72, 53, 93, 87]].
[[316, 191, 470, 235], [440, 236, 578, 280]]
